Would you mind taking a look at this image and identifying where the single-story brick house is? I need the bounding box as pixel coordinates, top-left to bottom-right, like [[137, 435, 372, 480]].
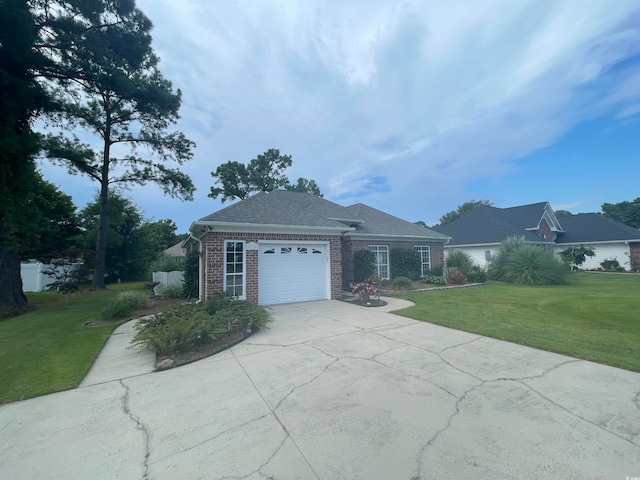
[[433, 202, 640, 271], [184, 190, 450, 305]]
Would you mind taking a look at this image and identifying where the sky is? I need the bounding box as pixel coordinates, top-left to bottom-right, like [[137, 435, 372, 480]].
[[39, 0, 640, 233]]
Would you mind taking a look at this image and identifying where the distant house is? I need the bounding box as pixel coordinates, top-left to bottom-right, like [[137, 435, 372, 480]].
[[164, 241, 186, 261], [183, 190, 450, 305], [433, 202, 640, 271]]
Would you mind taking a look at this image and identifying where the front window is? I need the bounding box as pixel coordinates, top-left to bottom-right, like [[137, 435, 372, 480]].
[[224, 241, 245, 298], [368, 245, 389, 280], [414, 245, 431, 277]]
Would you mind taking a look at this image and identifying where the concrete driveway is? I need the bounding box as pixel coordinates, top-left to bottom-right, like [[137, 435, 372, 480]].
[[1, 298, 639, 479]]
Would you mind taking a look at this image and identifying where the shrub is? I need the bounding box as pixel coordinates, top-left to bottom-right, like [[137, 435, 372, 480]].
[[390, 249, 421, 280], [211, 301, 272, 332], [158, 284, 185, 298], [445, 249, 474, 274], [423, 275, 446, 285], [353, 250, 376, 282], [489, 237, 568, 285], [466, 265, 487, 283], [130, 300, 272, 356], [131, 303, 215, 355], [600, 258, 625, 272], [101, 289, 150, 321], [392, 276, 413, 289], [148, 254, 184, 274], [183, 250, 200, 299], [448, 270, 467, 285], [428, 265, 444, 276]]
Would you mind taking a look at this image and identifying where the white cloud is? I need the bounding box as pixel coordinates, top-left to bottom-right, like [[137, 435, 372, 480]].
[[39, 0, 640, 231]]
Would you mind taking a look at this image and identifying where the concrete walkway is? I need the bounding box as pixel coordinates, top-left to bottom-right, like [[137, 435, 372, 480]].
[[1, 298, 639, 479]]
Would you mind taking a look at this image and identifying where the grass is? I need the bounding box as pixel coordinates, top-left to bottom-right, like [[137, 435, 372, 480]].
[[393, 273, 640, 372], [0, 283, 146, 404]]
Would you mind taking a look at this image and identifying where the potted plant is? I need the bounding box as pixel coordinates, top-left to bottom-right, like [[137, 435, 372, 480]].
[[352, 274, 380, 304]]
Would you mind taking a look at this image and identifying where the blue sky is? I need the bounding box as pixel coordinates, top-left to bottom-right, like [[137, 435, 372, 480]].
[[39, 0, 640, 233]]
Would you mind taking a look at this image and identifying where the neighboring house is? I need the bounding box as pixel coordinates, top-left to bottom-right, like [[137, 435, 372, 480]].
[[433, 202, 640, 271], [164, 241, 186, 261], [184, 190, 450, 305]]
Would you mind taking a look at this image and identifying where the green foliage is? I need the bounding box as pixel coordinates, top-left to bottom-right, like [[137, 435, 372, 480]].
[[149, 254, 184, 274], [600, 258, 625, 272], [131, 300, 272, 356], [158, 284, 185, 298], [558, 245, 596, 269], [428, 265, 444, 276], [602, 198, 640, 229], [209, 148, 293, 202], [42, 258, 84, 303], [390, 249, 421, 280], [423, 275, 447, 285], [448, 270, 467, 285], [465, 265, 487, 283], [80, 191, 159, 282], [392, 276, 413, 289], [353, 249, 376, 282], [183, 250, 200, 299], [100, 289, 150, 321], [284, 177, 323, 196], [445, 249, 474, 274], [131, 304, 214, 355], [140, 219, 180, 253], [0, 0, 57, 310], [489, 237, 569, 285], [37, 0, 195, 289], [436, 200, 493, 227]]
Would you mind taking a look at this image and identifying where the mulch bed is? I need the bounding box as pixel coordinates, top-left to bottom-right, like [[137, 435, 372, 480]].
[[156, 329, 253, 369]]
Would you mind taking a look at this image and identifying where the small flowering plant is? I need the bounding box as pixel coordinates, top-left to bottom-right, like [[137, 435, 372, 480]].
[[352, 274, 380, 302]]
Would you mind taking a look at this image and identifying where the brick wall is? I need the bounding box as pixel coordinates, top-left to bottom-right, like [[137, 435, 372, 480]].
[[201, 231, 342, 303], [630, 242, 640, 271], [341, 238, 446, 287]]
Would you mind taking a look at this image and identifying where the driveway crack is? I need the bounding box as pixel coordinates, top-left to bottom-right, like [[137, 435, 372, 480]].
[[232, 349, 322, 480], [414, 383, 481, 479], [119, 380, 150, 480], [518, 380, 640, 447]]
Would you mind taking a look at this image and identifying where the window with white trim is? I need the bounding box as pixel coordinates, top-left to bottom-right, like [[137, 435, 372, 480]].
[[224, 241, 245, 298], [414, 245, 431, 277], [368, 245, 389, 280]]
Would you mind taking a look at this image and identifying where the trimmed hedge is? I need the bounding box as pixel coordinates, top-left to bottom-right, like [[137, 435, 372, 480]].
[[390, 249, 421, 280]]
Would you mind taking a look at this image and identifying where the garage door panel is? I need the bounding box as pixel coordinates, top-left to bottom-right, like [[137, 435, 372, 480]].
[[259, 242, 329, 305]]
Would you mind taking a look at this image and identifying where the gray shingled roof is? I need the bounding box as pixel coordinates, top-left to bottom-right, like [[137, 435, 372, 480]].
[[556, 214, 640, 243], [194, 190, 449, 241], [344, 203, 450, 239], [433, 204, 551, 245], [198, 191, 347, 229]]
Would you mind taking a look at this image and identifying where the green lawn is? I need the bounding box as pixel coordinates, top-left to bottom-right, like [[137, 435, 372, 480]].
[[394, 273, 640, 372], [0, 283, 144, 404]]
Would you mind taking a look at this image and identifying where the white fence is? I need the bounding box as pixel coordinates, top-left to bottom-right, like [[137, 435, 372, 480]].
[[21, 261, 80, 292], [152, 270, 184, 295]]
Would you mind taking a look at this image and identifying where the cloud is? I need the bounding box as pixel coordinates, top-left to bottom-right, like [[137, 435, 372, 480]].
[[39, 0, 640, 232]]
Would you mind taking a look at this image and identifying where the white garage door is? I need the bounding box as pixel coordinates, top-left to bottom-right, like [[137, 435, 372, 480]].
[[259, 243, 329, 305]]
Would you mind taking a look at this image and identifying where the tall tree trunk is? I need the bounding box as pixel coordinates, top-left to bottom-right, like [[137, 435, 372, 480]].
[[92, 127, 111, 289], [0, 243, 28, 313]]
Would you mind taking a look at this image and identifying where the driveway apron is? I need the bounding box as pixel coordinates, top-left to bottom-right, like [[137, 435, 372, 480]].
[[0, 298, 638, 479]]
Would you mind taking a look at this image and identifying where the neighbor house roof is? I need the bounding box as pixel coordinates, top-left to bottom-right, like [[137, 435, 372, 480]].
[[434, 203, 556, 246], [164, 241, 186, 257], [555, 214, 640, 244], [190, 190, 449, 241]]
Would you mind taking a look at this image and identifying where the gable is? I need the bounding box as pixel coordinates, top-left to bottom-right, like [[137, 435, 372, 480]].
[[434, 203, 556, 246]]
